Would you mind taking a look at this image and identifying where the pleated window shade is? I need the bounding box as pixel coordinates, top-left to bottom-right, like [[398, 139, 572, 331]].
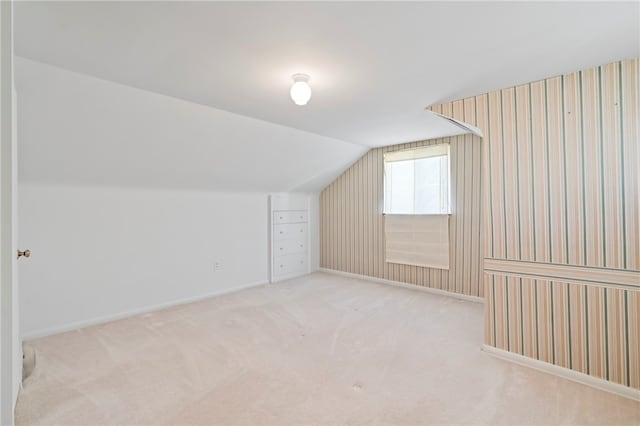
[[384, 214, 450, 270]]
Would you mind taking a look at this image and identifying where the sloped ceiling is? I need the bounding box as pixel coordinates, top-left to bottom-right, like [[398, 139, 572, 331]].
[[14, 1, 639, 192], [16, 58, 367, 192]]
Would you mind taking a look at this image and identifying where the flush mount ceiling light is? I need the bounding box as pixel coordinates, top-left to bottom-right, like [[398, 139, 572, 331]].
[[290, 73, 312, 106]]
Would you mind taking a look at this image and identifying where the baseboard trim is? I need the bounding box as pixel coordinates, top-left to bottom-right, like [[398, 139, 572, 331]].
[[319, 268, 484, 304], [482, 344, 640, 401], [271, 270, 310, 284], [23, 280, 270, 340]]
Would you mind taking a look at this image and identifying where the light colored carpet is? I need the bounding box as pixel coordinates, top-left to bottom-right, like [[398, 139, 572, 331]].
[[16, 272, 640, 425]]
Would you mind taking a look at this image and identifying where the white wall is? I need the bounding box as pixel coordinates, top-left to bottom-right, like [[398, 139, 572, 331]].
[[19, 184, 271, 339]]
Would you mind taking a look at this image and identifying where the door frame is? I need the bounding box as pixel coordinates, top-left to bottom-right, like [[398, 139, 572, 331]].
[[1, 0, 20, 423]]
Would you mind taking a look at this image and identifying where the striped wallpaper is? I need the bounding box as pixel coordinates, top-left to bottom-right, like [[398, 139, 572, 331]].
[[428, 58, 639, 389], [319, 134, 484, 297], [485, 277, 639, 389]]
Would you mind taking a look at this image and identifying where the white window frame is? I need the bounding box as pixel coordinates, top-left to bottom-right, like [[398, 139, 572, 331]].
[[383, 144, 451, 215]]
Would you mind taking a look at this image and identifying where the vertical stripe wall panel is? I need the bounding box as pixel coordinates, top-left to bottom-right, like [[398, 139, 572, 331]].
[[320, 136, 484, 297], [622, 59, 639, 271], [487, 278, 638, 389], [425, 57, 639, 390]]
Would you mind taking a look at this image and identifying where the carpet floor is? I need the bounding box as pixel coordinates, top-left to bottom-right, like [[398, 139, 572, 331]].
[[16, 272, 640, 425]]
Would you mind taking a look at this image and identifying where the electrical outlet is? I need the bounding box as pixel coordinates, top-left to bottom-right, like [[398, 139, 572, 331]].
[[214, 260, 222, 271]]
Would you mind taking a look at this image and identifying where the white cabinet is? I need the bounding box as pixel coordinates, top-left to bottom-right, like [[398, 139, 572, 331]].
[[270, 195, 309, 283], [273, 211, 308, 224], [273, 253, 307, 277], [273, 222, 307, 241], [274, 238, 306, 256]]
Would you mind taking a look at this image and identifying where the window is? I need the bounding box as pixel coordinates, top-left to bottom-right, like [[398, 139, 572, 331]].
[[383, 144, 450, 214]]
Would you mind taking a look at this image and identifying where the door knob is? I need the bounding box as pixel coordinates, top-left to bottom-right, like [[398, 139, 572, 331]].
[[17, 249, 30, 259]]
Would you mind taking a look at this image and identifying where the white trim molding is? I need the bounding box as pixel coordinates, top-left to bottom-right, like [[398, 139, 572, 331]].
[[23, 280, 269, 341], [484, 258, 640, 290], [319, 268, 484, 304], [482, 344, 640, 402]]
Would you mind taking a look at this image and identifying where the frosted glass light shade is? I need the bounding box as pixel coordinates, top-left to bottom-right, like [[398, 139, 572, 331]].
[[290, 74, 312, 106]]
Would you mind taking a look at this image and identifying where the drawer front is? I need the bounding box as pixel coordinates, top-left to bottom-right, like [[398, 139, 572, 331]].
[[273, 210, 308, 224], [274, 253, 307, 277], [273, 223, 306, 241], [274, 238, 306, 256]]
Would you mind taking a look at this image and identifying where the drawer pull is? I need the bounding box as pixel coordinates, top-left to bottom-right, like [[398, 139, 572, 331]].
[[280, 264, 284, 268], [279, 247, 283, 250], [279, 231, 284, 234]]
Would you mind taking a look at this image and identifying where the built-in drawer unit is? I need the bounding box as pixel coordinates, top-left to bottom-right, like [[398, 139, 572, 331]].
[[273, 210, 308, 224], [274, 238, 306, 256], [273, 223, 307, 241], [273, 253, 307, 277], [270, 194, 310, 283]]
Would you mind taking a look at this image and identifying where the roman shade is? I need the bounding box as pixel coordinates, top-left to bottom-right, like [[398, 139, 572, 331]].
[[384, 214, 450, 270]]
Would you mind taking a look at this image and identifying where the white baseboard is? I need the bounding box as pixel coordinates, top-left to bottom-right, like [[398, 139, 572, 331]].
[[270, 270, 310, 284], [482, 344, 640, 401], [23, 280, 269, 341], [319, 268, 484, 304]]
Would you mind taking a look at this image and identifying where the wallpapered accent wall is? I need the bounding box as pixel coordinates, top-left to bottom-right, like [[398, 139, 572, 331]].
[[428, 58, 639, 389], [319, 135, 484, 297]]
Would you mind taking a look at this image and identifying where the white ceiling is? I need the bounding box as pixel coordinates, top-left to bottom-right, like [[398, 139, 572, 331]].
[[15, 1, 640, 148], [15, 57, 368, 192]]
